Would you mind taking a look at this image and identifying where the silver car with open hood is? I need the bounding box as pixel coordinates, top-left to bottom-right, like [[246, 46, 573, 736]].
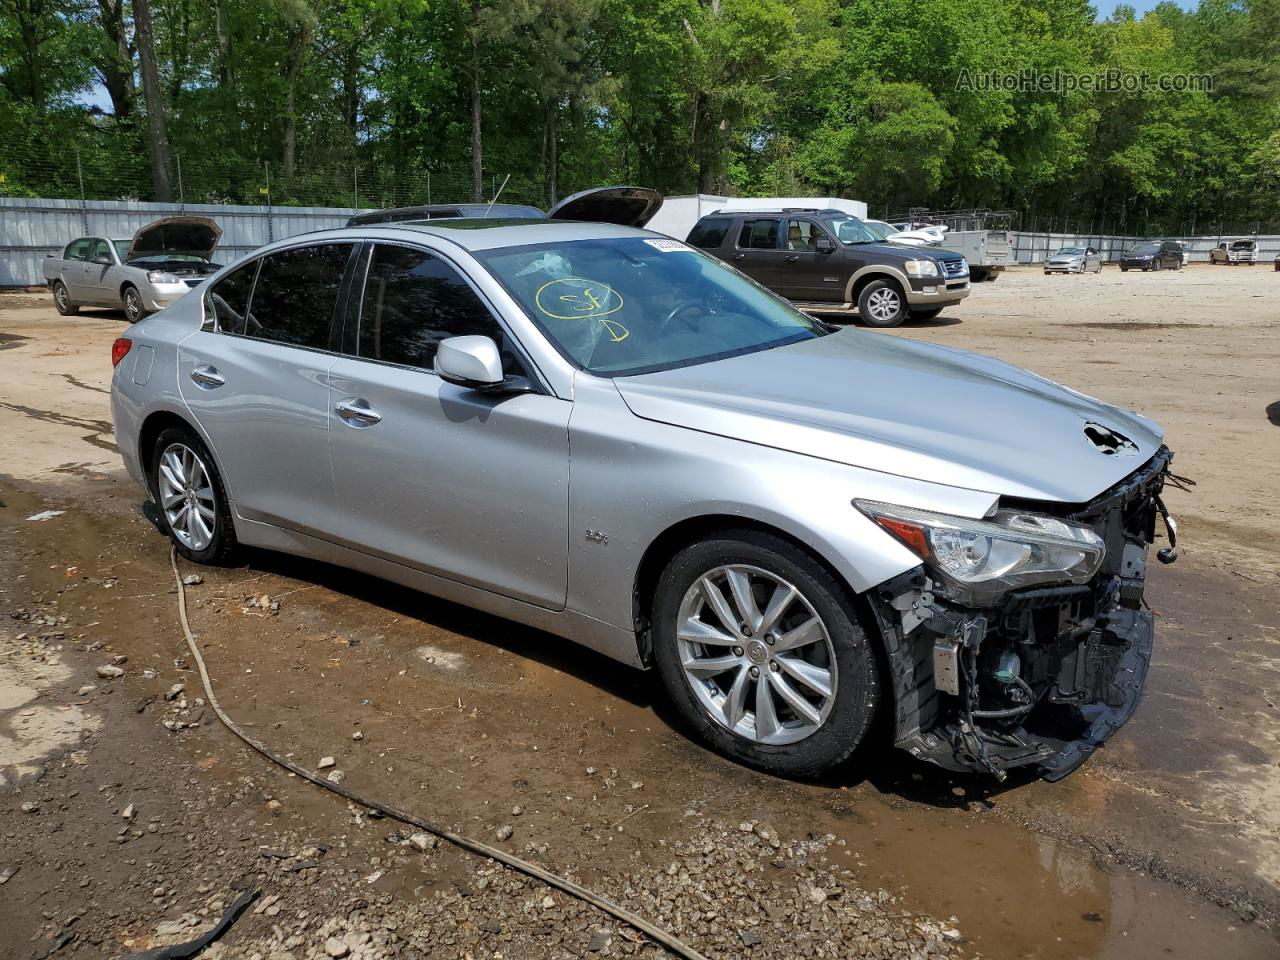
[[107, 188, 1180, 781], [44, 216, 222, 322]]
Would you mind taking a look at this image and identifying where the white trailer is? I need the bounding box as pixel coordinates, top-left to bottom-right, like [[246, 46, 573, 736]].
[[645, 194, 869, 242]]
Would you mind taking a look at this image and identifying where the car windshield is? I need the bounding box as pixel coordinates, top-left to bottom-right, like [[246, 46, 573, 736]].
[[1056, 247, 1084, 256], [1126, 243, 1159, 255], [113, 240, 130, 260], [820, 216, 880, 245], [1230, 240, 1254, 249], [861, 221, 897, 241], [474, 237, 829, 376]]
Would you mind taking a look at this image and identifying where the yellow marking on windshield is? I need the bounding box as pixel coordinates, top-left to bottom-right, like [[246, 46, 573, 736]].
[[535, 277, 624, 320], [598, 318, 629, 342]]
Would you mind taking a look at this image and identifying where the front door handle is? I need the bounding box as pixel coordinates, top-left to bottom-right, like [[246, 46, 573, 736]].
[[335, 397, 382, 426], [733, 253, 746, 260], [190, 364, 225, 389], [785, 254, 799, 262]]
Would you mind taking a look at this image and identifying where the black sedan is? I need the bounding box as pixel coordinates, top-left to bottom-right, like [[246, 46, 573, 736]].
[[1119, 240, 1184, 272]]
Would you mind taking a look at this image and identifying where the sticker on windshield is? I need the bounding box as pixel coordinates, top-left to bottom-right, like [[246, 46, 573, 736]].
[[535, 278, 624, 320], [644, 238, 691, 253]]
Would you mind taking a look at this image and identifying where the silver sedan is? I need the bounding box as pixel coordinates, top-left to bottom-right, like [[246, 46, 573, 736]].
[[109, 217, 1177, 781]]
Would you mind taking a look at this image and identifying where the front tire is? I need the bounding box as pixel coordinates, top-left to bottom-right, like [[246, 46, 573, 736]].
[[651, 530, 880, 777], [52, 281, 79, 315], [857, 279, 908, 328], [122, 285, 147, 324], [149, 426, 239, 565]]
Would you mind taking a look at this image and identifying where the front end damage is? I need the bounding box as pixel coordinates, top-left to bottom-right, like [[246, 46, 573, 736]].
[[872, 449, 1176, 781]]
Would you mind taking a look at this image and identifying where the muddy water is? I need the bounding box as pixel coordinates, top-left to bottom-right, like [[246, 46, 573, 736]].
[[3, 479, 1277, 960]]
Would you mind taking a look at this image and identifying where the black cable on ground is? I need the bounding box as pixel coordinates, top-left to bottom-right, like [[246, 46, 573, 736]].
[[168, 546, 711, 960]]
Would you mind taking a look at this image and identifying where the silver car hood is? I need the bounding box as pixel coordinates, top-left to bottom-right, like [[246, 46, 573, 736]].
[[614, 330, 1164, 503]]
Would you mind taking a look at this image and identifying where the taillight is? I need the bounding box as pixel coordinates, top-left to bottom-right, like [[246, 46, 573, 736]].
[[111, 337, 133, 367]]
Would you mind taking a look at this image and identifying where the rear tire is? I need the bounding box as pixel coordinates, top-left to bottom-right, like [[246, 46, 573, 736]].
[[52, 281, 79, 316], [857, 279, 908, 328], [148, 425, 239, 566], [651, 530, 880, 778]]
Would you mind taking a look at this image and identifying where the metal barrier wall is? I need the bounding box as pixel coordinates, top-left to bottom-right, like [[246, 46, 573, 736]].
[[0, 197, 368, 287], [3, 197, 1278, 286], [1010, 231, 1280, 265]]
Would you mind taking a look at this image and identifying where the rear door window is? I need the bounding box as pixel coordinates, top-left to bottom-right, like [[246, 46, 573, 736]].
[[356, 243, 523, 375], [687, 218, 732, 249], [738, 218, 781, 249], [239, 244, 354, 349], [65, 238, 90, 261], [205, 260, 259, 333]]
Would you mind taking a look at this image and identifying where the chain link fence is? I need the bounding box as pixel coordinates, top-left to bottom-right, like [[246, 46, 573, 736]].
[[0, 145, 559, 211]]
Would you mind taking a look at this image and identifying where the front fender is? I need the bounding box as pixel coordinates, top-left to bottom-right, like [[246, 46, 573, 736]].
[[564, 376, 996, 632]]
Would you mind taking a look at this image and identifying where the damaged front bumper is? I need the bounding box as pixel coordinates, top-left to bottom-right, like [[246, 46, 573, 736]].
[[874, 448, 1173, 781]]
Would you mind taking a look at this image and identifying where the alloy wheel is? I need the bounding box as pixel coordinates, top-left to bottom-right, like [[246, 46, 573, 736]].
[[125, 289, 141, 322], [866, 288, 900, 324], [54, 284, 69, 311], [676, 564, 837, 745], [157, 442, 217, 551]]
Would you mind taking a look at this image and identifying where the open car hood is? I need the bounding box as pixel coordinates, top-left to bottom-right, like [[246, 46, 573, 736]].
[[547, 186, 663, 228], [126, 216, 221, 262]]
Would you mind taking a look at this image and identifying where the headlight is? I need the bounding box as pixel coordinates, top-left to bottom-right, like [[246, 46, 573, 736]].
[[147, 271, 181, 283], [903, 259, 939, 278], [855, 500, 1105, 605]]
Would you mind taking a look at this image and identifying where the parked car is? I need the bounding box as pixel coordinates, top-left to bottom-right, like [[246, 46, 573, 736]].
[[862, 219, 941, 247], [44, 217, 223, 322], [1118, 240, 1184, 272], [687, 209, 969, 326], [1044, 246, 1103, 274], [1209, 239, 1257, 265], [109, 207, 1177, 782]]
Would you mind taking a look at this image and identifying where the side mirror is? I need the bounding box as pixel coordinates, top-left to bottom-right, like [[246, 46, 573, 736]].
[[92, 255, 112, 265], [815, 236, 835, 254], [435, 335, 506, 390]]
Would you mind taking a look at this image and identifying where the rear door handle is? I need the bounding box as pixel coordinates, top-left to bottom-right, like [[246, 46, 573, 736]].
[[190, 364, 225, 389], [335, 397, 382, 426], [733, 253, 746, 260], [785, 255, 799, 262]]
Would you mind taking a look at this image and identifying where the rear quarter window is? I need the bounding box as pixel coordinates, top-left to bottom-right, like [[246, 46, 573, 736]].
[[205, 260, 259, 333], [687, 218, 732, 249]]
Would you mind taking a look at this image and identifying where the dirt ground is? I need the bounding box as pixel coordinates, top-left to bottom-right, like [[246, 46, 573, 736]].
[[1, 263, 1278, 960]]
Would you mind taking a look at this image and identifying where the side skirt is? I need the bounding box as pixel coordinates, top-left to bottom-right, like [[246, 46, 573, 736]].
[[233, 516, 645, 669]]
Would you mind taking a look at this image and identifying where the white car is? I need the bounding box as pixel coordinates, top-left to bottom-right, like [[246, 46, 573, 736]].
[[871, 220, 947, 246], [44, 217, 223, 322]]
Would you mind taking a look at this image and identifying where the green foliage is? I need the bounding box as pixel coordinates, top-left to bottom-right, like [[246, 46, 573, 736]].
[[0, 0, 1275, 229]]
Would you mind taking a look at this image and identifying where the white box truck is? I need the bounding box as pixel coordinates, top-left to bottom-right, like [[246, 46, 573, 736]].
[[645, 195, 869, 242]]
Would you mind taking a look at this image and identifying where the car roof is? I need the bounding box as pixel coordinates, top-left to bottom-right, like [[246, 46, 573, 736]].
[[709, 208, 850, 217], [265, 219, 656, 254]]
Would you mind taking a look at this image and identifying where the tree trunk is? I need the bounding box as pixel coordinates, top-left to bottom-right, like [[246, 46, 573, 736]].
[[282, 23, 311, 183], [16, 0, 45, 110], [213, 0, 233, 89], [341, 44, 360, 152], [470, 0, 482, 203], [95, 0, 135, 117], [133, 0, 172, 200], [694, 92, 716, 193], [545, 100, 558, 206]]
